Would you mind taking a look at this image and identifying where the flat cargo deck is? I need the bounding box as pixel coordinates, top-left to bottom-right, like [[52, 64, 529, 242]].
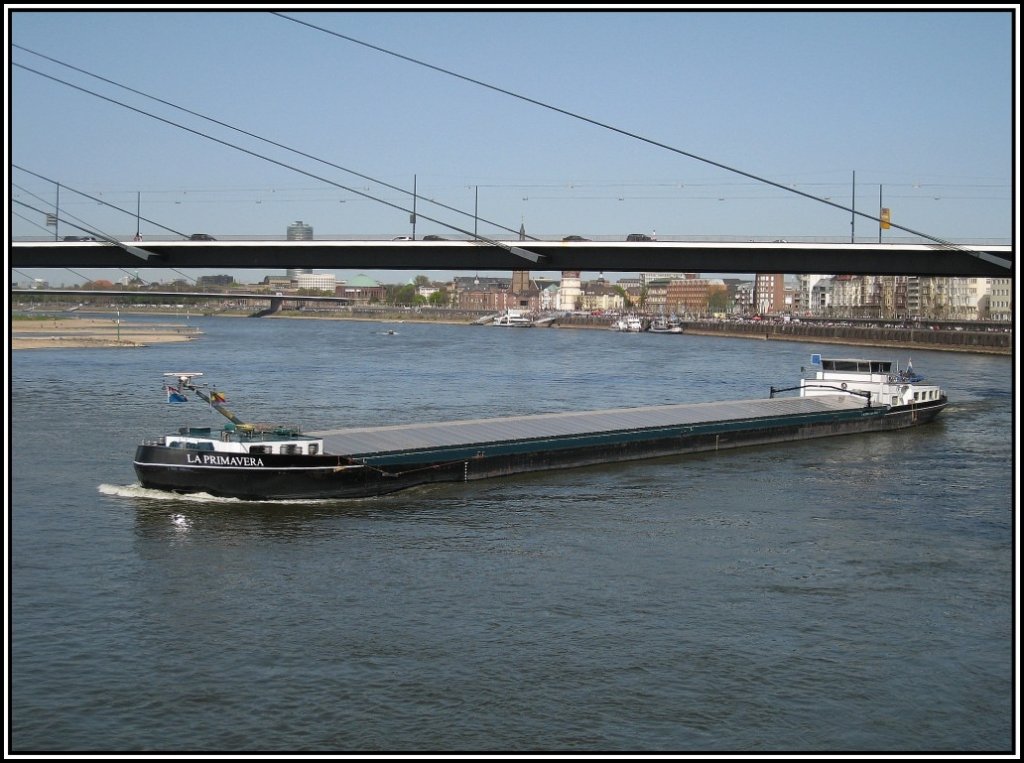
[[309, 394, 867, 457]]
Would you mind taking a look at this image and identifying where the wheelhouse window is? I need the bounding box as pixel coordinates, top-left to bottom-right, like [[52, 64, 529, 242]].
[[281, 444, 302, 455], [822, 360, 891, 373], [250, 445, 271, 454]]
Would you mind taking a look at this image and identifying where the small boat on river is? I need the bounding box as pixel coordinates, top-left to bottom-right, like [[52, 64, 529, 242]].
[[611, 315, 646, 332], [649, 315, 683, 334], [492, 310, 534, 327], [133, 356, 947, 501]]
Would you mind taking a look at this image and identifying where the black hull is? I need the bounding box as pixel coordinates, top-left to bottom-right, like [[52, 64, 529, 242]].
[[133, 399, 946, 501]]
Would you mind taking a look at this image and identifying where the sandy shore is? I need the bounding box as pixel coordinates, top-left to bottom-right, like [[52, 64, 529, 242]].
[[10, 318, 203, 350]]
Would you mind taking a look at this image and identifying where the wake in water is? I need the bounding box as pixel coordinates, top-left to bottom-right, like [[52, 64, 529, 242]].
[[96, 483, 342, 505]]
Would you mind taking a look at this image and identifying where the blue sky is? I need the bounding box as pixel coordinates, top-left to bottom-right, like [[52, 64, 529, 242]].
[[9, 7, 1016, 286]]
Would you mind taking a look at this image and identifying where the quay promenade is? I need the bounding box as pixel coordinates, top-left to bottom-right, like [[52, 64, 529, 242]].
[[664, 319, 1012, 355]]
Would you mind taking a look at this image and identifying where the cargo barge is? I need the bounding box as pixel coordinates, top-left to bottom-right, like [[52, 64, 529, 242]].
[[133, 356, 947, 500]]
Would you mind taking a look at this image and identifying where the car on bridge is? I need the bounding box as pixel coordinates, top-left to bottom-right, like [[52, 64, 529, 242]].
[[626, 233, 652, 241], [188, 233, 216, 241], [562, 235, 590, 241]]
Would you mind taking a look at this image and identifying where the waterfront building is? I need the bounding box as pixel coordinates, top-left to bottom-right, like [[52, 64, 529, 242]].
[[557, 271, 582, 312], [795, 274, 829, 314], [665, 276, 726, 317], [504, 270, 542, 311], [578, 283, 625, 314], [958, 277, 991, 320], [879, 276, 910, 320], [732, 281, 755, 314], [809, 277, 834, 315], [856, 276, 885, 319], [261, 275, 293, 291], [988, 278, 1012, 321], [458, 286, 517, 313], [197, 274, 234, 287], [295, 273, 336, 293], [416, 283, 440, 300], [539, 283, 561, 312], [916, 277, 952, 319], [754, 273, 786, 315], [453, 276, 511, 292], [830, 275, 861, 317], [340, 274, 386, 304], [453, 276, 517, 312], [640, 272, 690, 287], [903, 276, 974, 320], [644, 279, 670, 315]]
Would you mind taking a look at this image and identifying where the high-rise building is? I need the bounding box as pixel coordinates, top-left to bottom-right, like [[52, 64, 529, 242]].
[[287, 221, 313, 240], [285, 222, 314, 282]]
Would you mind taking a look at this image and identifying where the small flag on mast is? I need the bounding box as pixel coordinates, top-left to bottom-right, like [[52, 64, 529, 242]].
[[165, 385, 188, 403]]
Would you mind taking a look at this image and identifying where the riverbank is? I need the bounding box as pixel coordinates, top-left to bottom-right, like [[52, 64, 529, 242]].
[[32, 309, 1013, 356], [10, 318, 202, 350], [268, 311, 1013, 355]]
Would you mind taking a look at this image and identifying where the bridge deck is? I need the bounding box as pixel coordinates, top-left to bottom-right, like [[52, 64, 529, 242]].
[[10, 240, 1013, 276]]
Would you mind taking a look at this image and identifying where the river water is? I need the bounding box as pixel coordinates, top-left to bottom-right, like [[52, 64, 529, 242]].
[[9, 315, 1016, 753]]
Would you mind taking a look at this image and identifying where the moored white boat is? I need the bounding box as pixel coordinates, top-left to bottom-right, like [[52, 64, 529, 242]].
[[649, 315, 683, 333], [492, 310, 534, 327], [611, 315, 646, 332]]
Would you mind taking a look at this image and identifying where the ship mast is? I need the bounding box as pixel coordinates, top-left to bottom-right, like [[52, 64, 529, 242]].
[[165, 372, 248, 427]]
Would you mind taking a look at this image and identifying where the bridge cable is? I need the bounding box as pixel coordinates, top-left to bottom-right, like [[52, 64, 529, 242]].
[[13, 61, 544, 265], [11, 209, 54, 237], [11, 211, 106, 286], [13, 44, 539, 244], [15, 179, 199, 284], [273, 13, 1007, 267], [14, 167, 191, 239], [12, 196, 156, 262], [12, 267, 44, 282]]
